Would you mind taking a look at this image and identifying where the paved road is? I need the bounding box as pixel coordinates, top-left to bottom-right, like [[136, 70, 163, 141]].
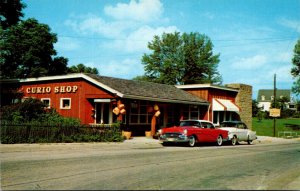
[[1, 140, 300, 190]]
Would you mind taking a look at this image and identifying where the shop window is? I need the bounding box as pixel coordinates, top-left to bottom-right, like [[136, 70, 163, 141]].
[[167, 105, 176, 126], [213, 111, 225, 125], [183, 105, 200, 120], [129, 100, 151, 124], [41, 98, 51, 109], [60, 98, 71, 109]]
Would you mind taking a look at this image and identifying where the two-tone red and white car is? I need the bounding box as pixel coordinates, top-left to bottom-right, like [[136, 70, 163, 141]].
[[219, 121, 257, 145], [158, 120, 229, 147]]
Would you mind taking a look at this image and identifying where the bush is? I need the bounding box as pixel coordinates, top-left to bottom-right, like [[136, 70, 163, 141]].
[[0, 122, 124, 144], [0, 98, 124, 144], [0, 98, 46, 122], [280, 109, 296, 118], [292, 111, 300, 118]]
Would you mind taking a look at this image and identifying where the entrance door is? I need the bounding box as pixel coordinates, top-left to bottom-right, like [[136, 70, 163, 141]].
[[96, 103, 110, 124]]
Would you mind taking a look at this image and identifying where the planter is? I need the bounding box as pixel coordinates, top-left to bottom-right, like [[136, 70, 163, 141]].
[[145, 131, 152, 138], [122, 130, 132, 140]]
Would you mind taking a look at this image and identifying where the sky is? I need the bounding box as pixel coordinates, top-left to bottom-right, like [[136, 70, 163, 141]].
[[23, 0, 300, 99]]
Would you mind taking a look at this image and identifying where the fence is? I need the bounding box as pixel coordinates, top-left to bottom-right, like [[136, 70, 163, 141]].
[[278, 131, 300, 139], [0, 121, 123, 144]]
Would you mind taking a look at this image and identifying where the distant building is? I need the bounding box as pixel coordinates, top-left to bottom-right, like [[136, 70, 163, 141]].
[[257, 89, 296, 111]]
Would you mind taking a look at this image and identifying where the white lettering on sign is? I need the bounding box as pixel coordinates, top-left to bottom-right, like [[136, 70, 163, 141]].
[[54, 86, 59, 93], [26, 86, 78, 94]]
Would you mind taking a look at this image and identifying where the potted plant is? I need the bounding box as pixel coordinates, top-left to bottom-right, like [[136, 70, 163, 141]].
[[121, 123, 132, 140], [145, 126, 152, 138]]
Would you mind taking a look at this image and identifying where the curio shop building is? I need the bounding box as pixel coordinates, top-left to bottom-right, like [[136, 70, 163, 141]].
[[1, 73, 252, 137]]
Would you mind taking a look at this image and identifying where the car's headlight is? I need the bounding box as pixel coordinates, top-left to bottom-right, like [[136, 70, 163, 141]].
[[183, 129, 187, 135], [158, 129, 162, 134]]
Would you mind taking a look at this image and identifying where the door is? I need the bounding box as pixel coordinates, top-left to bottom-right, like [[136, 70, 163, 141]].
[[236, 123, 248, 140], [200, 122, 216, 142], [96, 103, 110, 124]]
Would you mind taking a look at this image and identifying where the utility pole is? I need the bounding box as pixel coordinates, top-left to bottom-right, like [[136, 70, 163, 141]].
[[273, 74, 276, 137]]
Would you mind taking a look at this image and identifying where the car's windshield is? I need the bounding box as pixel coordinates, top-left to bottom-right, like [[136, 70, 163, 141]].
[[179, 121, 200, 127], [220, 122, 237, 127]]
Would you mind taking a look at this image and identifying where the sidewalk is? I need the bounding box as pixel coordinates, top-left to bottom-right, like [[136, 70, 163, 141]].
[[123, 136, 161, 144], [253, 136, 300, 144]]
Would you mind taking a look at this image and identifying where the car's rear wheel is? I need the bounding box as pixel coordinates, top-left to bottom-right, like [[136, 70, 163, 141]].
[[188, 136, 196, 147], [247, 136, 253, 145], [231, 136, 237, 146], [216, 135, 223, 146]]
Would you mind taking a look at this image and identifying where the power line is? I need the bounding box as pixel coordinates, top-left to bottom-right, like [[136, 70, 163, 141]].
[[57, 34, 298, 61], [58, 34, 297, 43]]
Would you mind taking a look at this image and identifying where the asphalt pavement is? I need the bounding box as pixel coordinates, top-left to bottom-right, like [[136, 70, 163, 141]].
[[1, 136, 300, 190]]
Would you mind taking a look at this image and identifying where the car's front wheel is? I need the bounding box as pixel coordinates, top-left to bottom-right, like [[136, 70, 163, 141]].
[[231, 136, 237, 146], [216, 135, 223, 146], [188, 136, 196, 147], [247, 135, 253, 145], [162, 142, 170, 146]]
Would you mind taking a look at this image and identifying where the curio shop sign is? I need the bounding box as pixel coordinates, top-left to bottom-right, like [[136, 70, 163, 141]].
[[26, 86, 78, 94]]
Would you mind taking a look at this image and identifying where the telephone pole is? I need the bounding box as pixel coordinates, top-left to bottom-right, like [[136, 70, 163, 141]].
[[273, 74, 276, 137]]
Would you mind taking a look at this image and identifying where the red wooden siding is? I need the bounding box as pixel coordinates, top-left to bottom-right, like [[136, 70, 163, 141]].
[[20, 79, 116, 124], [184, 88, 238, 122]]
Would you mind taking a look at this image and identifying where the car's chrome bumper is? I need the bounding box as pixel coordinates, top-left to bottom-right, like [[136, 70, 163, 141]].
[[159, 134, 189, 143]]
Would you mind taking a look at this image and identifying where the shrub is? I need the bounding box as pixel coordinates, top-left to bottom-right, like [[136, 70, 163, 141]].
[[0, 98, 124, 144], [280, 109, 296, 118], [0, 122, 124, 144]]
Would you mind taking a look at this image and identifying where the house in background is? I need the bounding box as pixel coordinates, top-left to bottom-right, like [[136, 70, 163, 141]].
[[257, 89, 296, 111]]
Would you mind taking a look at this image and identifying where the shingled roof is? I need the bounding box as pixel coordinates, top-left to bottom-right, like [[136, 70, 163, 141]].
[[20, 73, 209, 105], [85, 73, 209, 105], [257, 89, 291, 102]]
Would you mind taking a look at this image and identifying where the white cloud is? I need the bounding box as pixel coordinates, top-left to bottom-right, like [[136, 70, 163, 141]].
[[102, 25, 179, 53], [275, 52, 293, 63], [55, 37, 80, 51], [104, 0, 163, 23], [99, 58, 144, 79], [267, 65, 293, 83], [230, 55, 267, 70], [279, 18, 300, 33], [64, 14, 133, 38], [202, 12, 215, 20]]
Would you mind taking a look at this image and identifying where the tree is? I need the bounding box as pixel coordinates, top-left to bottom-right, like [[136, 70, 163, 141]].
[[68, 63, 99, 74], [0, 97, 46, 122], [132, 75, 152, 81], [49, 57, 69, 76], [0, 18, 69, 79], [140, 32, 222, 85], [0, 0, 26, 29], [291, 39, 300, 95], [252, 99, 261, 117]]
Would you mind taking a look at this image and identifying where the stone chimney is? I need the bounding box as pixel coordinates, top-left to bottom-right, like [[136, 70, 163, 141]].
[[225, 83, 253, 130]]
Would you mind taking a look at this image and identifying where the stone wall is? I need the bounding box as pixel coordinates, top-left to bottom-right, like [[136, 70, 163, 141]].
[[225, 83, 253, 130]]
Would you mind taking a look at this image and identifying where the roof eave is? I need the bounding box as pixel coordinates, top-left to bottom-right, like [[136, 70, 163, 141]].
[[176, 84, 239, 92], [19, 73, 124, 97], [123, 94, 209, 105]]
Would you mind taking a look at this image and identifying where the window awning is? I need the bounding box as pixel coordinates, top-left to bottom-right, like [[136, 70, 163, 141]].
[[94, 99, 111, 103], [212, 98, 240, 112]]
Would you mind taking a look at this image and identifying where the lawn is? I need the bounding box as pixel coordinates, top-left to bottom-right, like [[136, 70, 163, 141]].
[[252, 117, 300, 137]]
